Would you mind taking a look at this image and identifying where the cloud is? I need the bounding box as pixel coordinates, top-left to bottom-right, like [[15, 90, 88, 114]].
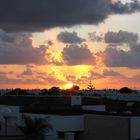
[[21, 66, 33, 76], [110, 0, 140, 14], [19, 65, 66, 85], [131, 74, 140, 82], [89, 30, 139, 44], [90, 69, 122, 79], [40, 76, 66, 85], [100, 44, 140, 68], [57, 31, 86, 44], [66, 75, 76, 82], [0, 0, 140, 32], [47, 40, 54, 46], [0, 71, 7, 75], [64, 69, 123, 86], [88, 30, 140, 69], [94, 30, 140, 69], [62, 44, 96, 65], [0, 31, 48, 65], [88, 32, 103, 42], [0, 75, 46, 85], [0, 29, 25, 42], [104, 30, 139, 44], [102, 69, 122, 77]]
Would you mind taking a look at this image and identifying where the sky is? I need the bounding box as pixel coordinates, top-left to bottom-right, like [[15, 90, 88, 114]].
[[0, 0, 140, 89]]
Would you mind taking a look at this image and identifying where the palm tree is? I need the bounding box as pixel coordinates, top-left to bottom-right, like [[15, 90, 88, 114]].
[[17, 115, 52, 140]]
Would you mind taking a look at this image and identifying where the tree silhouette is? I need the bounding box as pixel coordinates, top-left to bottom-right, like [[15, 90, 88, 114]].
[[72, 85, 80, 90], [48, 86, 61, 95], [118, 87, 132, 94], [87, 80, 95, 90], [17, 115, 52, 140], [66, 85, 80, 94]]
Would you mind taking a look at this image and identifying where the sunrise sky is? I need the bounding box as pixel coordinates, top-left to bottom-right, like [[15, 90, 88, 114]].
[[0, 0, 140, 89]]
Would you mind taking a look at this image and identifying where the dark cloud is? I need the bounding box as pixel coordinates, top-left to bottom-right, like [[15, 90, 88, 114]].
[[100, 44, 140, 68], [20, 66, 46, 78], [103, 69, 122, 77], [21, 67, 33, 76], [0, 29, 32, 42], [104, 30, 139, 44], [90, 69, 122, 79], [0, 0, 140, 32], [110, 0, 140, 14], [90, 71, 104, 79], [88, 32, 103, 42], [89, 30, 139, 44], [62, 44, 96, 65], [92, 30, 140, 69], [57, 31, 86, 44], [0, 31, 48, 65]]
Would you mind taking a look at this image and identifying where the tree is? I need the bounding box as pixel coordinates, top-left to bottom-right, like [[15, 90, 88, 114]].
[[17, 115, 52, 140], [118, 87, 132, 94], [72, 85, 80, 90], [8, 88, 27, 95], [40, 89, 49, 95], [48, 86, 61, 95], [87, 80, 95, 90], [65, 85, 80, 94]]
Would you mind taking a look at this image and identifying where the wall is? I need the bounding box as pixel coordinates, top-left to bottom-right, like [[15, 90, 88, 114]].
[[79, 114, 130, 140], [0, 105, 84, 139], [0, 105, 22, 136], [27, 113, 84, 140], [82, 105, 105, 111], [71, 96, 82, 106], [130, 117, 140, 140]]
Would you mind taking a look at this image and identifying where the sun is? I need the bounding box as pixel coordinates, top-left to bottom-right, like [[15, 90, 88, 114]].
[[66, 83, 74, 89]]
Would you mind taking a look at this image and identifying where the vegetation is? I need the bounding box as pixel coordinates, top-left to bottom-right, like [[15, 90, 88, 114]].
[[87, 80, 95, 90], [17, 115, 52, 140], [65, 85, 80, 94], [48, 87, 61, 95], [118, 87, 132, 94]]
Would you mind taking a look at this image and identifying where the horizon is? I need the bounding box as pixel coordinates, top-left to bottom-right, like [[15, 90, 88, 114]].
[[0, 86, 139, 91]]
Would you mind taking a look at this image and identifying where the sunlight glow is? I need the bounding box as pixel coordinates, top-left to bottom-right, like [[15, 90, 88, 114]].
[[66, 83, 74, 89]]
